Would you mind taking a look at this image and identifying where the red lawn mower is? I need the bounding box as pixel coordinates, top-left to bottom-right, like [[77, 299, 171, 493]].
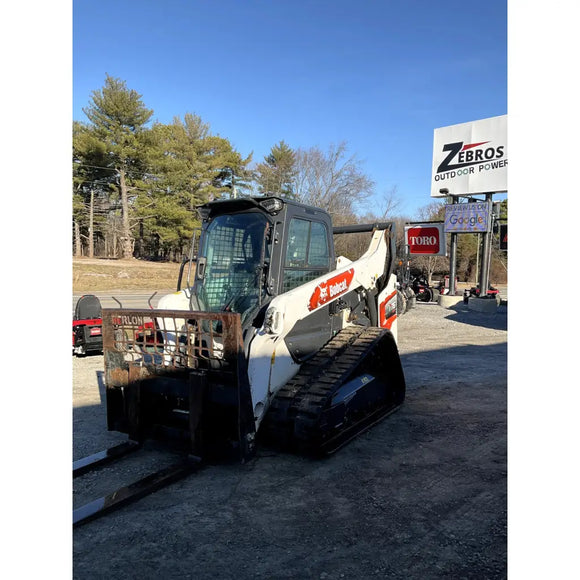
[[410, 275, 440, 303], [72, 294, 103, 356]]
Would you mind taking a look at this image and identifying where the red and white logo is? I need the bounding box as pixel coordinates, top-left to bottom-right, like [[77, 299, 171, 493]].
[[308, 268, 355, 311], [405, 224, 445, 256]]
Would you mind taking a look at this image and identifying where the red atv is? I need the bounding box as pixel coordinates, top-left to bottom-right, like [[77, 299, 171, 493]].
[[468, 284, 500, 299], [73, 295, 103, 356]]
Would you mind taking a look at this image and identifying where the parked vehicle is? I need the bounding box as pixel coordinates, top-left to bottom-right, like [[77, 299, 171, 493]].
[[410, 275, 440, 303], [72, 295, 103, 356], [74, 196, 407, 526], [465, 284, 501, 305]]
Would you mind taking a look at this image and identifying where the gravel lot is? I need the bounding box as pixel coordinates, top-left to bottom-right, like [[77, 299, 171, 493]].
[[73, 299, 507, 579]]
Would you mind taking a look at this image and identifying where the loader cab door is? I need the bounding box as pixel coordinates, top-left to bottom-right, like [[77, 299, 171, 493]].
[[278, 212, 336, 362], [282, 217, 331, 293]]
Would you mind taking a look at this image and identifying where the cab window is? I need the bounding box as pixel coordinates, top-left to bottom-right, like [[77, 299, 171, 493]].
[[283, 219, 330, 292]]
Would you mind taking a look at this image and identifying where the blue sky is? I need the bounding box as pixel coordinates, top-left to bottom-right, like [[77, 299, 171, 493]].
[[73, 0, 507, 218]]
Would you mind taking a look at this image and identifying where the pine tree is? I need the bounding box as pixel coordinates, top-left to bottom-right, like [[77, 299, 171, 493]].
[[256, 141, 297, 198], [73, 121, 116, 257], [81, 75, 153, 258], [141, 114, 252, 258]]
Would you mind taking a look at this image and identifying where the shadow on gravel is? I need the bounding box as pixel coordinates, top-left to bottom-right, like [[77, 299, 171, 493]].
[[399, 342, 507, 384], [73, 339, 507, 580], [445, 303, 508, 332]]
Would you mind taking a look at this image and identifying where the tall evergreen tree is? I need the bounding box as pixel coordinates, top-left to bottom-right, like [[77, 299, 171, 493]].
[[141, 114, 252, 257], [256, 140, 296, 198], [81, 74, 153, 258], [73, 121, 117, 257]]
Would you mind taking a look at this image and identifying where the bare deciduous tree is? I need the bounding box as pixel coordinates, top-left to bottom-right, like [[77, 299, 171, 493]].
[[294, 142, 374, 220], [410, 201, 448, 285]]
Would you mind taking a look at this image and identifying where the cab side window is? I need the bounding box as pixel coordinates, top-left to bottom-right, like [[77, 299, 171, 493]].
[[283, 219, 330, 292]]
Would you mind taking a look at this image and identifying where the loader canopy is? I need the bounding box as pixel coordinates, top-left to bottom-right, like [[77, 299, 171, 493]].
[[195, 211, 269, 325]]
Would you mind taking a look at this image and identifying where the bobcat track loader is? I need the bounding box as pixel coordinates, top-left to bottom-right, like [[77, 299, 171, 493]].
[[74, 196, 405, 526]]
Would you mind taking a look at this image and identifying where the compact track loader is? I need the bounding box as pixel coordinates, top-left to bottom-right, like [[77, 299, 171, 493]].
[[74, 196, 405, 526]]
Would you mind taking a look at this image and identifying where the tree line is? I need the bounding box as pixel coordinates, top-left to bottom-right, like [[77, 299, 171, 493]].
[[73, 75, 381, 261], [73, 75, 507, 284]]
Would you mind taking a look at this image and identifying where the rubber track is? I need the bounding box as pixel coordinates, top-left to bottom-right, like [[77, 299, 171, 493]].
[[262, 325, 397, 454], [261, 326, 365, 449], [292, 326, 389, 454]]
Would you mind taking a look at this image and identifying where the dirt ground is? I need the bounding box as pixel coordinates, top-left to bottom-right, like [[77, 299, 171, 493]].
[[73, 299, 507, 579], [73, 257, 182, 292]]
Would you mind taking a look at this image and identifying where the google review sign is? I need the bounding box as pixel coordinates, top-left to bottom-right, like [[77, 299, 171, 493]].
[[444, 202, 490, 233]]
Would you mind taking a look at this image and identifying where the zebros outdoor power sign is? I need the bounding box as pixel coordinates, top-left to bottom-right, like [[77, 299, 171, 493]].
[[431, 115, 507, 197], [404, 224, 446, 256]]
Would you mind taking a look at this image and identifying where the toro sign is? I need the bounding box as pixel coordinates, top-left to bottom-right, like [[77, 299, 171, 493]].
[[404, 224, 446, 256]]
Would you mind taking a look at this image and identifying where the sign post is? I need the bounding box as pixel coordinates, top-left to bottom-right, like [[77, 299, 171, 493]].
[[477, 194, 494, 296], [448, 198, 458, 295]]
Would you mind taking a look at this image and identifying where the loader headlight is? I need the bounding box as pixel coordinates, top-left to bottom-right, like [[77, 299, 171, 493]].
[[259, 197, 284, 215], [264, 307, 284, 335]]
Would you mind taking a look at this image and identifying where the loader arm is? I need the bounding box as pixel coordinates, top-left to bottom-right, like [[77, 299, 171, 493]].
[[247, 226, 399, 429]]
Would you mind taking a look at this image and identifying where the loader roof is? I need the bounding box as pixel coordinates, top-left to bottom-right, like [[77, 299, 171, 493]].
[[198, 195, 331, 221]]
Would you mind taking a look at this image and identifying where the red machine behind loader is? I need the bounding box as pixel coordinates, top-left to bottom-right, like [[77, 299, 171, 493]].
[[73, 294, 103, 356]]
